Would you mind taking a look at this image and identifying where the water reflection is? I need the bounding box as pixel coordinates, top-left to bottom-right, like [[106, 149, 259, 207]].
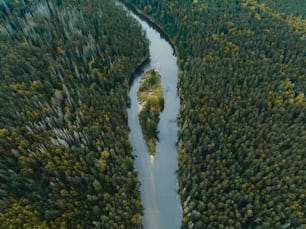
[[123, 3, 182, 229]]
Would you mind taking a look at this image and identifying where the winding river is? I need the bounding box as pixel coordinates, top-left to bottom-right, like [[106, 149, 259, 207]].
[[121, 3, 182, 229]]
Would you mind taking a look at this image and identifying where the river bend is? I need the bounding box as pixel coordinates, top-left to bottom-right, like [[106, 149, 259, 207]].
[[123, 4, 182, 229]]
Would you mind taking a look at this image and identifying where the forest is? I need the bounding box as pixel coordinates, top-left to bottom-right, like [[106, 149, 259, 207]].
[[125, 0, 305, 228], [0, 0, 149, 228], [1, 0, 305, 228]]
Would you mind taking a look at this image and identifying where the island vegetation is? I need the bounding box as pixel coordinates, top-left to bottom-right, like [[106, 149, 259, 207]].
[[125, 0, 305, 228], [0, 0, 149, 228], [137, 69, 164, 155]]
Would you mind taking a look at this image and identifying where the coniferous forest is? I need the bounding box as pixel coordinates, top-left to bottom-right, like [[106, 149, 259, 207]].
[[0, 0, 148, 228], [1, 0, 305, 228], [125, 0, 305, 228]]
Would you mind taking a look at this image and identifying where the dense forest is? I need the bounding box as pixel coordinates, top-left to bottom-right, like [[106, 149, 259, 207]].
[[125, 0, 305, 228], [1, 0, 305, 228], [0, 0, 149, 228], [137, 69, 164, 155]]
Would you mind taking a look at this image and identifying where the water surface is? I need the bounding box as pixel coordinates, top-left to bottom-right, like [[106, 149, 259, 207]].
[[124, 4, 182, 229]]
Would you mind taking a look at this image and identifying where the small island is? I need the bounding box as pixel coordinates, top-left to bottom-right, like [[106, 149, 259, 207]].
[[137, 69, 164, 155]]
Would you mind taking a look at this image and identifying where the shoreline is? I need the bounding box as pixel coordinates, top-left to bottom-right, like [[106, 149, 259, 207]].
[[120, 0, 177, 55]]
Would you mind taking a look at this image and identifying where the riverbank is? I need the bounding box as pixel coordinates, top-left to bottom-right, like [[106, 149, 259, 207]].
[[120, 0, 177, 55], [128, 56, 150, 86]]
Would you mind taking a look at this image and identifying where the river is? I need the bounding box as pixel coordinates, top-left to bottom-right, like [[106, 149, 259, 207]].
[[121, 3, 182, 229]]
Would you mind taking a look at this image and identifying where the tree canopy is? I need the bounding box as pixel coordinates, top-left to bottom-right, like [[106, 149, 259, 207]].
[[0, 0, 148, 227]]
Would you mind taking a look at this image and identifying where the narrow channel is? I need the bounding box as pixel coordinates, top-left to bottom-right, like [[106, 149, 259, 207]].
[[121, 3, 183, 229]]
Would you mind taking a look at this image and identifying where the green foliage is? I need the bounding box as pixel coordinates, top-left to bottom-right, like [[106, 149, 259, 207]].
[[137, 69, 164, 155], [126, 0, 306, 228], [0, 0, 149, 227], [256, 0, 306, 17]]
